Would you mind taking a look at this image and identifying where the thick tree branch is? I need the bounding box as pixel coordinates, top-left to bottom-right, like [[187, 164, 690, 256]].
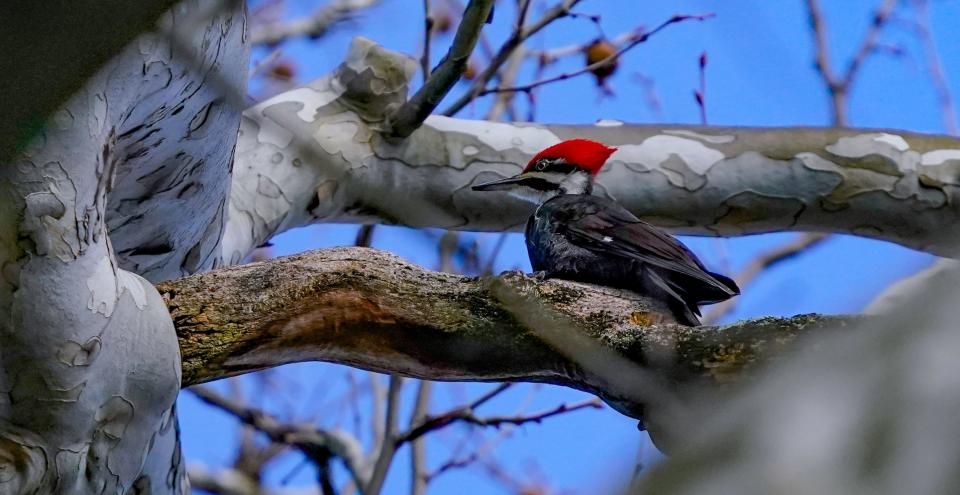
[[222, 38, 960, 269], [162, 247, 855, 419], [387, 0, 495, 138]]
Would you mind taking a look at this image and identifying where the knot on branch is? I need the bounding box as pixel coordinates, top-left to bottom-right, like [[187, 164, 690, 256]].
[[333, 37, 417, 125]]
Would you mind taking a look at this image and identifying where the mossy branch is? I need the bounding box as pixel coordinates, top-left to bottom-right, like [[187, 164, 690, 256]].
[[159, 247, 856, 418]]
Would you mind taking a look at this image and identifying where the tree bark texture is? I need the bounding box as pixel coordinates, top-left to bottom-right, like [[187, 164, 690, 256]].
[[162, 247, 853, 420], [221, 37, 960, 271], [0, 2, 245, 492]]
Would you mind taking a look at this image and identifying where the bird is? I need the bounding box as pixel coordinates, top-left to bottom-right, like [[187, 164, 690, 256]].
[[471, 139, 739, 326]]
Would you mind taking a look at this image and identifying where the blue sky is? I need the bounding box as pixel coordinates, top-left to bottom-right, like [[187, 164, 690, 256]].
[[182, 0, 958, 493]]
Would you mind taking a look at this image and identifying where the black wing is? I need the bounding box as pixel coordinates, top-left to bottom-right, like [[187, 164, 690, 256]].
[[556, 196, 739, 304]]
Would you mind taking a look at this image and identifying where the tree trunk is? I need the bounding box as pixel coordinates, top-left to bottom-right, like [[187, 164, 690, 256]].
[[0, 2, 246, 492]]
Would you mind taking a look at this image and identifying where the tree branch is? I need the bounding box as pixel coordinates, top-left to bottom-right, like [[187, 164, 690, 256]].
[[476, 13, 713, 96], [222, 39, 960, 271], [250, 0, 383, 45], [387, 0, 495, 138], [190, 385, 370, 490], [162, 247, 856, 420], [442, 0, 582, 117]]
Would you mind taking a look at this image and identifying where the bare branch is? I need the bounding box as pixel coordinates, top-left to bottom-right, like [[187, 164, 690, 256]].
[[190, 385, 370, 490], [164, 247, 857, 419], [388, 0, 495, 138], [713, 0, 899, 323], [365, 376, 404, 495], [694, 52, 707, 125], [475, 14, 713, 97], [421, 0, 434, 84], [250, 0, 383, 45], [806, 0, 898, 125], [409, 381, 433, 495], [226, 33, 960, 268], [400, 396, 601, 444], [910, 0, 958, 135], [442, 0, 583, 116], [188, 464, 266, 495]]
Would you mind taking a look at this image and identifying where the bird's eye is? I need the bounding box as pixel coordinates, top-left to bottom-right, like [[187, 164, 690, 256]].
[[536, 160, 548, 171]]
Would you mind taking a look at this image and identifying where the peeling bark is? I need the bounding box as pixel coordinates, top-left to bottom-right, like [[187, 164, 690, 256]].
[[0, 2, 245, 492], [223, 38, 960, 265], [162, 247, 853, 418]]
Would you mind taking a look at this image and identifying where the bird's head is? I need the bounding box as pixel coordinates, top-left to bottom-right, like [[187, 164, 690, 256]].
[[471, 139, 617, 203]]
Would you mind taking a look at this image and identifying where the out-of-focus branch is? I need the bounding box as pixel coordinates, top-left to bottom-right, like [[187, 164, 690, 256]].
[[864, 258, 958, 314], [442, 0, 582, 116], [165, 247, 856, 421], [702, 233, 831, 324], [421, 0, 434, 84], [910, 0, 958, 135], [806, 0, 898, 126], [715, 0, 899, 323], [476, 14, 713, 96], [409, 381, 433, 495], [388, 0, 495, 138], [190, 386, 370, 490], [365, 376, 404, 495], [250, 0, 382, 45], [188, 464, 267, 495]]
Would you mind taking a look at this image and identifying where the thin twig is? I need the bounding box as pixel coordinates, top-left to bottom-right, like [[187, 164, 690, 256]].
[[484, 20, 528, 121], [388, 0, 495, 138], [806, 0, 898, 126], [365, 375, 404, 495], [475, 13, 714, 97], [694, 51, 707, 125], [190, 386, 370, 490], [401, 395, 600, 445], [442, 0, 583, 116], [910, 0, 958, 135], [421, 0, 433, 84], [399, 383, 513, 443]]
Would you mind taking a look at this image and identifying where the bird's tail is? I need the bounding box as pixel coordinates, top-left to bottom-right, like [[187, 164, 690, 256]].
[[645, 268, 703, 326]]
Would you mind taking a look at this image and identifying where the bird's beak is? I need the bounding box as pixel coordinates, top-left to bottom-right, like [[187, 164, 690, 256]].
[[471, 173, 530, 191]]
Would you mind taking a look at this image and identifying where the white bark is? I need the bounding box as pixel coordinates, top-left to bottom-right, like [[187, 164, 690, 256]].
[[223, 37, 960, 265], [0, 2, 246, 492]]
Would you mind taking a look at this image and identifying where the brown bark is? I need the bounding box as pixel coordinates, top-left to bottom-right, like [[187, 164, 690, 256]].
[[160, 247, 855, 418]]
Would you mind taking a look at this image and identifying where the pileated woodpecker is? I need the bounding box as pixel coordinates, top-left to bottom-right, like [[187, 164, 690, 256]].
[[472, 139, 738, 325]]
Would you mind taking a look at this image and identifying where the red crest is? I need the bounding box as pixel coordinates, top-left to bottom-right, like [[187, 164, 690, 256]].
[[525, 139, 617, 175]]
